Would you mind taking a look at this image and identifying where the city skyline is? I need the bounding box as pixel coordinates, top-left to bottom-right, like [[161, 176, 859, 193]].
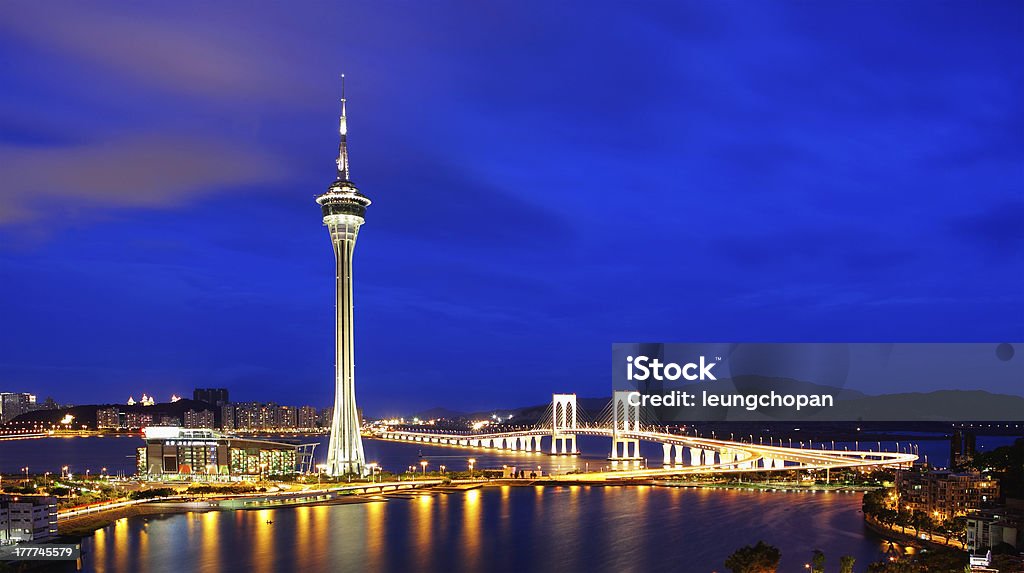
[[0, 1, 1021, 413]]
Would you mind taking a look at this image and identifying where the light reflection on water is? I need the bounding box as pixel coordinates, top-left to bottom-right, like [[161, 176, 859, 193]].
[[81, 487, 896, 573]]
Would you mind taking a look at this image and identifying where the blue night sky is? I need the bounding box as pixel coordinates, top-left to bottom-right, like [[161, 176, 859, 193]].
[[0, 2, 1021, 416]]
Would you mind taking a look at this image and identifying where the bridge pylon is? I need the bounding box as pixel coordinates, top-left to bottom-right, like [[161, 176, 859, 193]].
[[609, 391, 641, 460], [551, 393, 579, 455]]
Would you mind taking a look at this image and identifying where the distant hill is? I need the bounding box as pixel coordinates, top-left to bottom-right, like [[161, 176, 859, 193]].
[[9, 399, 218, 428]]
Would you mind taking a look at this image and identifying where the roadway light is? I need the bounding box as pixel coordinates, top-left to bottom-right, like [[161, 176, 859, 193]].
[[468, 458, 476, 478], [420, 460, 427, 476]]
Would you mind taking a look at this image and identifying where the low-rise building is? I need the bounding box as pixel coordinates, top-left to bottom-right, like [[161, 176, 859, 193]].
[[0, 495, 57, 543], [967, 499, 1023, 552], [137, 427, 315, 479]]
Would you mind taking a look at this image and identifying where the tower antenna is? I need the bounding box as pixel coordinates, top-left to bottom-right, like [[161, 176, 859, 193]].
[[336, 73, 350, 181]]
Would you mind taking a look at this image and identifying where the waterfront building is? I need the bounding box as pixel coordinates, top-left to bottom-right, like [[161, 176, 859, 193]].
[[96, 406, 120, 430], [276, 406, 297, 430], [0, 393, 35, 424], [137, 427, 316, 479], [317, 77, 369, 476], [193, 388, 229, 407], [157, 415, 180, 426], [951, 428, 978, 469], [184, 409, 216, 429], [0, 495, 57, 543], [897, 469, 1000, 521], [298, 406, 318, 430], [233, 402, 279, 430], [124, 412, 154, 429]]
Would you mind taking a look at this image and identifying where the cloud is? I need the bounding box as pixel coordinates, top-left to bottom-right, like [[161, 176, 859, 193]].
[[0, 134, 286, 225], [0, 2, 314, 104]]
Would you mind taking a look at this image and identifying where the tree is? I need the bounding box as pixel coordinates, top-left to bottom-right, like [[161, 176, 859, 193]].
[[811, 550, 825, 573], [724, 541, 781, 573], [839, 556, 856, 573]]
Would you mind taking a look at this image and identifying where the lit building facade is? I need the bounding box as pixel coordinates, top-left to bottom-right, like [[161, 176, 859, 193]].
[[0, 495, 57, 543], [184, 409, 216, 429], [137, 427, 313, 479], [0, 393, 36, 424], [96, 407, 120, 430], [316, 76, 369, 476], [221, 404, 235, 431], [298, 406, 318, 429], [897, 469, 1000, 521]]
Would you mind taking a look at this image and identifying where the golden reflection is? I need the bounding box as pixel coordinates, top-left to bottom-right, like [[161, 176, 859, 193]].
[[114, 517, 128, 573], [413, 493, 434, 571], [436, 493, 450, 542], [199, 512, 217, 569], [635, 485, 649, 515], [253, 510, 273, 573], [462, 485, 481, 568], [293, 507, 311, 572], [137, 517, 148, 560], [92, 526, 106, 567], [498, 486, 511, 539], [365, 500, 387, 571]]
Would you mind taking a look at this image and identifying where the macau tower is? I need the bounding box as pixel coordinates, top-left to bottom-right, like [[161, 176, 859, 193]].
[[317, 76, 370, 476]]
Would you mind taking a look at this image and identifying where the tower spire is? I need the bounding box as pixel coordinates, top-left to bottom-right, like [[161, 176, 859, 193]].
[[336, 73, 350, 181]]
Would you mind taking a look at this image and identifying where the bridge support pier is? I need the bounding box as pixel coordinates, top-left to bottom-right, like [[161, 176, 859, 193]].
[[703, 450, 716, 465], [688, 447, 703, 466], [662, 443, 671, 465], [674, 445, 684, 466], [552, 435, 577, 455], [610, 438, 640, 460]]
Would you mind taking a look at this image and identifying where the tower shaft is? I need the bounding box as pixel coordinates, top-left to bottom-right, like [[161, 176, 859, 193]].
[[325, 214, 365, 476]]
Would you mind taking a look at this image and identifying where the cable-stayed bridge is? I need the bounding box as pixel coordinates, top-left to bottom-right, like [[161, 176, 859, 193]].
[[371, 393, 917, 480]]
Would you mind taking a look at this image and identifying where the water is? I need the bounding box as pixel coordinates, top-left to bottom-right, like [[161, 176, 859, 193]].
[[1, 433, 1020, 476], [80, 486, 893, 573], [2, 434, 978, 571]]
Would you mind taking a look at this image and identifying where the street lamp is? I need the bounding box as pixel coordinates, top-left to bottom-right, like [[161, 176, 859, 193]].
[[468, 458, 476, 479], [367, 463, 379, 483], [439, 465, 446, 475], [420, 460, 428, 476], [315, 463, 328, 486]]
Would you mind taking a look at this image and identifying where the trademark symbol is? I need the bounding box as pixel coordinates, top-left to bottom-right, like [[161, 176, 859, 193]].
[[715, 356, 723, 361]]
